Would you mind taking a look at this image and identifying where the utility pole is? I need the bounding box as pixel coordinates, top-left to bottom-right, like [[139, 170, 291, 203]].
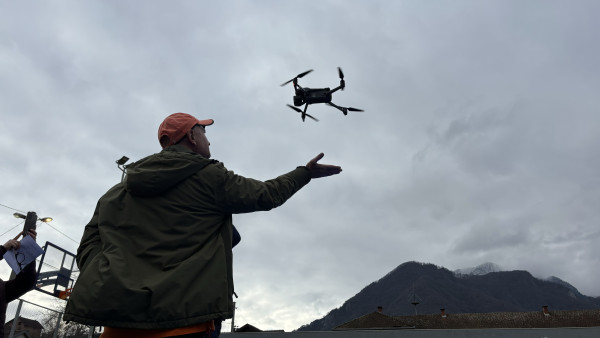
[[24, 211, 38, 232], [230, 302, 236, 333]]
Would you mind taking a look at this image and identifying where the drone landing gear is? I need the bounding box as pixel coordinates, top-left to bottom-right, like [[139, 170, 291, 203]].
[[327, 102, 364, 116]]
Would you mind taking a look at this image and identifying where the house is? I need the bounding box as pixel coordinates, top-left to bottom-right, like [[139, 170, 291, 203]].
[[3, 316, 43, 338], [236, 323, 285, 333], [236, 323, 263, 332], [335, 306, 600, 330]]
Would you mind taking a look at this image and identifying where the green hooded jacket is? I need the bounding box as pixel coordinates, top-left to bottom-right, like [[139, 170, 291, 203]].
[[63, 145, 311, 328]]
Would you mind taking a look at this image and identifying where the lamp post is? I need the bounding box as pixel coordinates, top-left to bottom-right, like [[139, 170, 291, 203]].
[[116, 156, 130, 182]]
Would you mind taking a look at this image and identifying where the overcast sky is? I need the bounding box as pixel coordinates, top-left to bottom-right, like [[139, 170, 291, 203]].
[[1, 0, 599, 332]]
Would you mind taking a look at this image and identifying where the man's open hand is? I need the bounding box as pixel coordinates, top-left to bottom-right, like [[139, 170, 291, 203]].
[[306, 153, 342, 179]]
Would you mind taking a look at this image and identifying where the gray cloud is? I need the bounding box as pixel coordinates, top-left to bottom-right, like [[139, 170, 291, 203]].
[[1, 0, 600, 332]]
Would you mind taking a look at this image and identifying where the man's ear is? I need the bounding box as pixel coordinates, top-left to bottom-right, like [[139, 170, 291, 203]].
[[186, 128, 196, 145]]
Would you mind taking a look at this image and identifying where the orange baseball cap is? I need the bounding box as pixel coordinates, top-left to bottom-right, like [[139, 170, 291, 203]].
[[158, 112, 214, 148]]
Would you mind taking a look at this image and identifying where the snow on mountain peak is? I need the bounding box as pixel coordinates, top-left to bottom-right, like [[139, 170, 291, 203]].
[[454, 262, 503, 276]]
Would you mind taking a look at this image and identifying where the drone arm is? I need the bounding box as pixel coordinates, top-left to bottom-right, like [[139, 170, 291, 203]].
[[328, 85, 343, 95], [327, 102, 347, 115], [328, 78, 345, 95], [293, 79, 298, 90]]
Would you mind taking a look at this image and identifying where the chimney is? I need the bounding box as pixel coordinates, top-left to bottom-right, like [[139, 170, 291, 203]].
[[440, 308, 447, 318], [542, 305, 550, 316], [377, 306, 383, 313]]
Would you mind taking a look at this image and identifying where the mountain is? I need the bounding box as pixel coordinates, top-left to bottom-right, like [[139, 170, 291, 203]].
[[297, 261, 600, 331], [544, 276, 583, 297]]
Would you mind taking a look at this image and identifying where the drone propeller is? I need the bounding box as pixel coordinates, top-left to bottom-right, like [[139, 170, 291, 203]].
[[287, 104, 319, 121], [298, 69, 313, 78], [305, 113, 319, 122], [286, 104, 303, 113], [281, 69, 314, 87], [337, 67, 345, 90], [327, 102, 364, 115]]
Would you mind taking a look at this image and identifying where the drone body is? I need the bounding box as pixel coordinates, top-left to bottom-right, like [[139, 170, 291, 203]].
[[281, 68, 363, 122], [293, 87, 332, 106]]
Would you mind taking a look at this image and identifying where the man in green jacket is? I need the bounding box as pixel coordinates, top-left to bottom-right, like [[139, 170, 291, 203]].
[[64, 112, 342, 337]]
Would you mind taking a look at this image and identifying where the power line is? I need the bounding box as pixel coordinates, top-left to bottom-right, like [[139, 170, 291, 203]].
[[0, 203, 25, 213], [0, 220, 24, 237], [0, 202, 79, 245], [43, 222, 80, 245]]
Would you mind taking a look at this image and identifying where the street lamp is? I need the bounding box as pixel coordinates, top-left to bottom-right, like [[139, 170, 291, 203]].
[[116, 156, 130, 181], [13, 211, 53, 233], [116, 156, 129, 166], [14, 213, 53, 222]]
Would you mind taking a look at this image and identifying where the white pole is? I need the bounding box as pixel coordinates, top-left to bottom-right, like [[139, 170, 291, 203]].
[[230, 302, 236, 332], [53, 312, 63, 338], [8, 299, 23, 338]]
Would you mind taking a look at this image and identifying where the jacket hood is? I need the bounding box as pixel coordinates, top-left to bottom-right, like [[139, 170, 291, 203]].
[[125, 145, 213, 197]]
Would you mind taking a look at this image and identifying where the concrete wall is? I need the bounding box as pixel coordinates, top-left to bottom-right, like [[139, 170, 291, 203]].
[[223, 327, 600, 338]]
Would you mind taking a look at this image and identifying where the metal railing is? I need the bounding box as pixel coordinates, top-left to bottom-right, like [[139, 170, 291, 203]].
[[5, 298, 99, 338]]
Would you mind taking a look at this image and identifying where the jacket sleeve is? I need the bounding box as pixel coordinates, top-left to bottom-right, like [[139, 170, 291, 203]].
[[216, 165, 312, 214], [4, 260, 37, 302], [76, 205, 102, 273]]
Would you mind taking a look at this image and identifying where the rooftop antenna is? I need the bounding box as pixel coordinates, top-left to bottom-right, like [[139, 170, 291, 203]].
[[408, 284, 422, 329], [409, 284, 422, 316]]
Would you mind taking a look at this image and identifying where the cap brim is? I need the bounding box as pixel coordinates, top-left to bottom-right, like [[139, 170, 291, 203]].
[[198, 119, 214, 126]]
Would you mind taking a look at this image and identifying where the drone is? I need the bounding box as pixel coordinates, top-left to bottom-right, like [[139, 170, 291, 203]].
[[281, 67, 364, 122]]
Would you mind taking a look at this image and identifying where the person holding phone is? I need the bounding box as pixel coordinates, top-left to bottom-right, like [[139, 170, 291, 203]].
[[0, 229, 38, 337]]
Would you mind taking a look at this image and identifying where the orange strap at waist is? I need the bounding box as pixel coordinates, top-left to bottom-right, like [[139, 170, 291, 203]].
[[101, 320, 215, 338]]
